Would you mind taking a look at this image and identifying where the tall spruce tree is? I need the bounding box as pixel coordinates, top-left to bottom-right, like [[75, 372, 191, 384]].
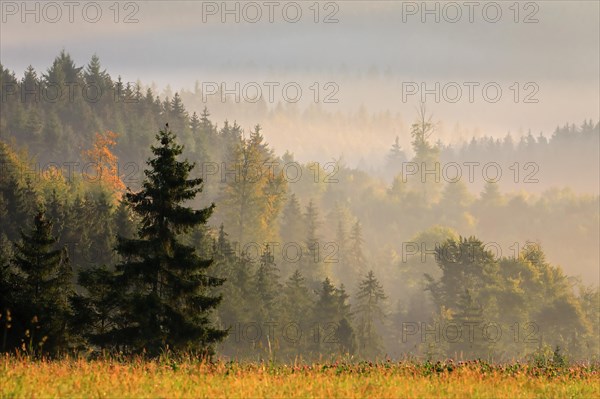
[[355, 270, 387, 358], [9, 211, 72, 355], [83, 54, 112, 104], [283, 270, 314, 323], [113, 125, 226, 356], [312, 278, 355, 356]]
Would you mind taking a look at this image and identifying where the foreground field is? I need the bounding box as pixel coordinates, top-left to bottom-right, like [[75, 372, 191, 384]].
[[1, 356, 598, 398]]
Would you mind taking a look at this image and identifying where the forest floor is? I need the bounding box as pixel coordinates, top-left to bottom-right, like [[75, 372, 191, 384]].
[[1, 356, 598, 398]]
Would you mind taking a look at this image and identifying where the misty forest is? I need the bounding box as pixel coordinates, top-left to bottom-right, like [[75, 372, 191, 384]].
[[1, 51, 599, 364]]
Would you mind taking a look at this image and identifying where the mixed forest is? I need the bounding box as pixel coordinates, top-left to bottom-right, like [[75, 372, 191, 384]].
[[0, 52, 598, 362]]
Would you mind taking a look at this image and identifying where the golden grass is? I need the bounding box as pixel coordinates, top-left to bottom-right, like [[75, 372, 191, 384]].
[[1, 356, 598, 398]]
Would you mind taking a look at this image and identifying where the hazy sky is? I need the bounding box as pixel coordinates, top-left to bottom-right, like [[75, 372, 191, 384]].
[[1, 1, 599, 162]]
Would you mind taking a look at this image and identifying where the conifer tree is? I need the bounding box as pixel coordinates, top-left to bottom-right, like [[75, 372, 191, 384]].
[[280, 270, 314, 354], [113, 125, 226, 356], [9, 211, 73, 354], [355, 270, 387, 358], [45, 189, 65, 244], [230, 250, 259, 323], [0, 142, 39, 241], [70, 265, 122, 350], [336, 283, 356, 355], [312, 278, 338, 353], [348, 220, 367, 284], [279, 194, 304, 275], [61, 195, 92, 270], [220, 125, 287, 246], [408, 104, 441, 204], [312, 278, 355, 356], [190, 107, 213, 165], [83, 54, 112, 100], [190, 112, 201, 136], [44, 50, 82, 86], [283, 270, 314, 323], [303, 199, 323, 283], [86, 190, 116, 267], [210, 224, 244, 329], [280, 193, 304, 245], [169, 93, 189, 140], [255, 245, 282, 319], [21, 65, 39, 108]]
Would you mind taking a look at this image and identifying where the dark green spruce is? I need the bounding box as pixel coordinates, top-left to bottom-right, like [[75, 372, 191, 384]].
[[7, 211, 72, 355], [113, 125, 226, 356]]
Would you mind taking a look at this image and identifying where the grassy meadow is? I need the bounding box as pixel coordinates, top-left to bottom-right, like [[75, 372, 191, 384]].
[[1, 356, 598, 398]]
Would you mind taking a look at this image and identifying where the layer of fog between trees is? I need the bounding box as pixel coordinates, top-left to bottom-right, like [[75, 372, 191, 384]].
[[0, 52, 598, 361]]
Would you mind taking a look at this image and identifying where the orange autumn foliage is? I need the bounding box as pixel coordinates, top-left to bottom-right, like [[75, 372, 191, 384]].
[[82, 131, 126, 193]]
